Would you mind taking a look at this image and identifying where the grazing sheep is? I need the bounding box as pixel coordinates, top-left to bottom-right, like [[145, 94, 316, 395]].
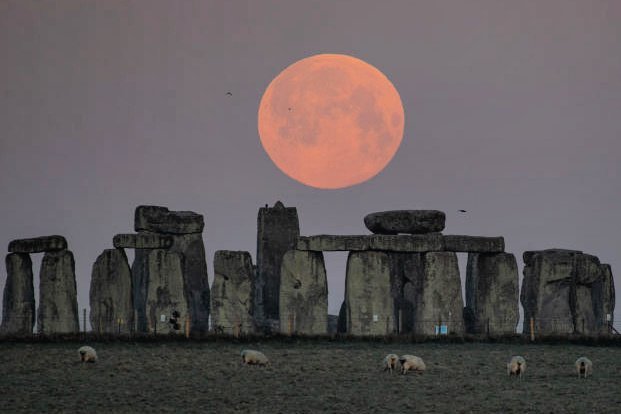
[[399, 355, 426, 375], [507, 356, 526, 379], [383, 354, 399, 373], [240, 349, 269, 366], [78, 346, 97, 363], [575, 357, 592, 379]]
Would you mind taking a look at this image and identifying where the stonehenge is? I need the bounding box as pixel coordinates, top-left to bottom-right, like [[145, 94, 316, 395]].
[[0, 206, 616, 339]]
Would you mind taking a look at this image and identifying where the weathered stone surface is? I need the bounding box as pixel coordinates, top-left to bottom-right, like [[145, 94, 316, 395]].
[[443, 235, 504, 253], [131, 248, 150, 332], [145, 250, 188, 334], [520, 249, 609, 336], [296, 234, 444, 252], [169, 233, 211, 334], [113, 233, 173, 249], [89, 249, 133, 334], [345, 251, 395, 335], [37, 250, 79, 334], [1, 253, 35, 335], [600, 264, 615, 326], [465, 253, 519, 335], [8, 235, 67, 253], [211, 251, 254, 335], [135, 205, 204, 234], [255, 201, 300, 329], [279, 250, 328, 335], [364, 210, 446, 234], [411, 252, 464, 335], [327, 315, 338, 334], [389, 252, 425, 333], [337, 301, 347, 334]]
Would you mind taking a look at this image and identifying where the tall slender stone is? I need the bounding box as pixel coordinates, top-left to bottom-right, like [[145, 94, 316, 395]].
[[255, 201, 300, 330], [131, 248, 150, 332], [279, 250, 328, 335], [211, 251, 255, 334], [465, 253, 519, 335], [1, 253, 35, 335], [345, 251, 395, 335], [600, 264, 615, 327], [145, 249, 187, 334], [89, 249, 133, 334], [389, 252, 425, 334], [37, 250, 79, 334]]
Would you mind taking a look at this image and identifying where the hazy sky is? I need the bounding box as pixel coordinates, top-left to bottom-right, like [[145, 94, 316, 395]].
[[1, 0, 619, 324]]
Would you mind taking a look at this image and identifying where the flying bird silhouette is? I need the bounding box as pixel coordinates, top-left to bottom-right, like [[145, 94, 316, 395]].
[[458, 209, 467, 213], [226, 91, 232, 96]]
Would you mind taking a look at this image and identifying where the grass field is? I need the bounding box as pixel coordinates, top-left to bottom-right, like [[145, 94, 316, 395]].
[[1, 339, 620, 413]]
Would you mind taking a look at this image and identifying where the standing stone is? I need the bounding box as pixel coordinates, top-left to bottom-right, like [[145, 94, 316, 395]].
[[211, 251, 254, 335], [465, 253, 519, 335], [364, 210, 446, 234], [37, 250, 79, 334], [131, 248, 150, 332], [145, 250, 187, 334], [345, 251, 395, 335], [388, 252, 425, 333], [255, 201, 300, 330], [520, 249, 578, 335], [573, 254, 604, 335], [337, 301, 347, 334], [600, 264, 615, 328], [412, 252, 464, 335], [279, 250, 328, 335], [89, 249, 133, 334], [169, 233, 210, 334], [1, 253, 35, 335]]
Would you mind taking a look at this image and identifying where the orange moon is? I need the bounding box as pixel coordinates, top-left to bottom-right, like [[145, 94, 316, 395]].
[[258, 54, 405, 189]]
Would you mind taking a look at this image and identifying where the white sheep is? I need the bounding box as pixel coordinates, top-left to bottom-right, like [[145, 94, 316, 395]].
[[575, 357, 592, 379], [78, 346, 97, 363], [240, 349, 269, 366], [399, 355, 426, 375], [507, 356, 526, 379], [383, 353, 399, 373]]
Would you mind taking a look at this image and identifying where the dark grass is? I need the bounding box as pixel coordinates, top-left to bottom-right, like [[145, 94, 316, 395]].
[[1, 339, 620, 413]]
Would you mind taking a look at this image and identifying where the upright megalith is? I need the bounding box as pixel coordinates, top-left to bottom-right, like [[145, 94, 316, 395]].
[[8, 235, 67, 253], [387, 252, 425, 333], [520, 249, 612, 336], [130, 205, 210, 334], [89, 249, 133, 334], [37, 250, 79, 334], [364, 210, 445, 234], [465, 253, 519, 335], [412, 252, 464, 335], [1, 253, 35, 335], [211, 251, 255, 335], [279, 250, 328, 335], [255, 201, 300, 329], [600, 264, 615, 327], [145, 249, 187, 334], [345, 251, 395, 335]]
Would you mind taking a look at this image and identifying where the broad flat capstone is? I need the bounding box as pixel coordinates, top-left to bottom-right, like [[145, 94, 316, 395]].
[[145, 250, 188, 334], [113, 233, 173, 249], [8, 235, 67, 253], [465, 253, 518, 335], [1, 253, 35, 335], [37, 250, 79, 334], [135, 205, 204, 234], [443, 235, 504, 253], [295, 234, 444, 252], [345, 251, 395, 335], [364, 210, 446, 234], [279, 250, 328, 335], [89, 249, 133, 334], [211, 250, 254, 335], [412, 252, 464, 335], [255, 201, 300, 328]]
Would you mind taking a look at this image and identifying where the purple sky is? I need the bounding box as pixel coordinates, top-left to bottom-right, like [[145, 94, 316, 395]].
[[1, 0, 620, 326]]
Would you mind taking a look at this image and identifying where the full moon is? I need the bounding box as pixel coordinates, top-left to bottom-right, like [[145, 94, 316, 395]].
[[258, 54, 405, 189]]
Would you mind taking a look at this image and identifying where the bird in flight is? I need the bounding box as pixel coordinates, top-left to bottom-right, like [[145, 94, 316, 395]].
[[458, 209, 467, 213], [226, 92, 232, 96]]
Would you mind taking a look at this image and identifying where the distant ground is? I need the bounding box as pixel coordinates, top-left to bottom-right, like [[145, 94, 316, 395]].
[[1, 340, 620, 413]]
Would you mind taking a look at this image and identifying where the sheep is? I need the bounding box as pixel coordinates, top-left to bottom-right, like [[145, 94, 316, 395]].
[[383, 353, 399, 373], [575, 357, 592, 379], [399, 355, 426, 375], [240, 349, 269, 366], [507, 356, 526, 379], [78, 346, 97, 363]]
